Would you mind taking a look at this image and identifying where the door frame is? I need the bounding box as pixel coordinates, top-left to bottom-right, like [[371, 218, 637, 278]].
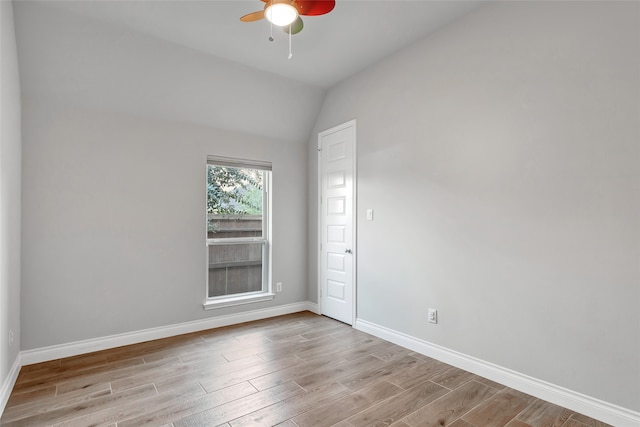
[[317, 119, 357, 325]]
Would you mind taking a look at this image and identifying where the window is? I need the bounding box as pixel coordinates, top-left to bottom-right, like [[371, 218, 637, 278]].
[[204, 156, 272, 309]]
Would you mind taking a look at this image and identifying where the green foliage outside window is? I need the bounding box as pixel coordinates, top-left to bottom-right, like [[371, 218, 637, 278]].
[[207, 165, 263, 233]]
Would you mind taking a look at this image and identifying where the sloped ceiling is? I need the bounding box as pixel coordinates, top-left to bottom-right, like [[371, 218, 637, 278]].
[[13, 0, 481, 143]]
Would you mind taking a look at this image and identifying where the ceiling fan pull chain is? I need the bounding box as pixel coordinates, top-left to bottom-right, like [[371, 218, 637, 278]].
[[288, 24, 293, 59], [268, 0, 274, 41]]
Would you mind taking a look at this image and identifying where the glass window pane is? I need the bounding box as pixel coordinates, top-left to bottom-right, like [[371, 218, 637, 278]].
[[208, 243, 264, 297], [207, 165, 263, 239]]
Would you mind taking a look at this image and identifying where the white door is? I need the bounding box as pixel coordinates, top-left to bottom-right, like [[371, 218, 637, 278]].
[[319, 120, 356, 325]]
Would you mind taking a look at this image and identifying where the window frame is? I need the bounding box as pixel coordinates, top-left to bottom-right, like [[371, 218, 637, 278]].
[[203, 156, 273, 310]]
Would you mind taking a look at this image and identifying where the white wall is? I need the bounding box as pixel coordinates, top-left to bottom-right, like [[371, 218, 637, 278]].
[[0, 0, 22, 395], [309, 1, 639, 412], [15, 2, 311, 350]]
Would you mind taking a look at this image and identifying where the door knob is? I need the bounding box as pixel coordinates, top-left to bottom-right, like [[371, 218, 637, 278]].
[[345, 249, 352, 254]]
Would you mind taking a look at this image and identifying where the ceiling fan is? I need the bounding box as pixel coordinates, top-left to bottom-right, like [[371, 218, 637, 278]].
[[240, 0, 336, 35]]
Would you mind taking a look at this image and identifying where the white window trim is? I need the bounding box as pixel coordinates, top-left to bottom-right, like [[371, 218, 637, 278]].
[[204, 158, 272, 309], [203, 291, 275, 310]]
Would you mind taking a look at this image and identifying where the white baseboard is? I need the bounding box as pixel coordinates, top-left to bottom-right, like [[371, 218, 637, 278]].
[[21, 301, 317, 366], [0, 354, 22, 417], [304, 301, 320, 314], [355, 318, 639, 427]]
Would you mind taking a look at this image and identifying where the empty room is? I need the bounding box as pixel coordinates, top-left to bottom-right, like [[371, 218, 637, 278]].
[[1, 0, 638, 426]]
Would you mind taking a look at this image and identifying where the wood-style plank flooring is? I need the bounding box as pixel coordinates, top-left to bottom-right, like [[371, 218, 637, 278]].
[[1, 312, 612, 427]]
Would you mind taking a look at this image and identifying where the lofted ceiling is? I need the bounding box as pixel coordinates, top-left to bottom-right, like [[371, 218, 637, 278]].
[[13, 0, 483, 143], [38, 0, 482, 88]]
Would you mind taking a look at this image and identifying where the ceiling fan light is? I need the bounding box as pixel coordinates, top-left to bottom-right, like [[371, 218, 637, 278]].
[[265, 3, 298, 27]]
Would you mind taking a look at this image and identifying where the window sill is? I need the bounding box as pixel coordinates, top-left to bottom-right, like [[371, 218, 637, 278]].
[[203, 292, 275, 310]]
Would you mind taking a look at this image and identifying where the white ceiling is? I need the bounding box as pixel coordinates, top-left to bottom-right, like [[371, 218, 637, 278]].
[[43, 0, 483, 88]]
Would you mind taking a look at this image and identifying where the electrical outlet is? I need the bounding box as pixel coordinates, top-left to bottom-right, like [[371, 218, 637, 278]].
[[9, 329, 14, 345], [427, 308, 438, 324], [276, 282, 283, 292]]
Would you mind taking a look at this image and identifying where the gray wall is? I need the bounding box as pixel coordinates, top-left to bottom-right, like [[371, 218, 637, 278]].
[[309, 1, 639, 412], [0, 0, 22, 389], [16, 3, 312, 350], [21, 102, 308, 350], [13, 1, 325, 145]]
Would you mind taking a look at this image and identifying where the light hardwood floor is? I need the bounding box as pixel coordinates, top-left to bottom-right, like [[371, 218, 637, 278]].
[[1, 312, 612, 427]]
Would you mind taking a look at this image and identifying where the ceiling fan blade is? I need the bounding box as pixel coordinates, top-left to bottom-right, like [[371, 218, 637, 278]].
[[282, 17, 304, 34], [240, 10, 265, 22], [296, 0, 335, 16]]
